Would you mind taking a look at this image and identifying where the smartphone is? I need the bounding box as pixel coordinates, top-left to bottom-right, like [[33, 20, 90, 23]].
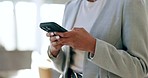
[[39, 22, 67, 32]]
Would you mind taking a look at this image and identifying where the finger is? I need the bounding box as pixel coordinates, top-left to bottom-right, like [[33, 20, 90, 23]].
[[58, 37, 71, 45], [50, 36, 60, 42], [72, 27, 81, 30], [46, 32, 55, 37], [56, 31, 73, 38], [50, 37, 56, 42], [46, 33, 50, 37], [50, 44, 62, 52], [55, 35, 60, 40], [51, 42, 58, 46], [51, 41, 63, 48], [72, 27, 84, 30], [58, 39, 74, 48], [51, 45, 62, 51]]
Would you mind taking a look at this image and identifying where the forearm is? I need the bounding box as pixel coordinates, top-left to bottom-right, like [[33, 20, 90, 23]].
[[88, 39, 148, 78], [89, 0, 148, 77], [47, 46, 66, 73]]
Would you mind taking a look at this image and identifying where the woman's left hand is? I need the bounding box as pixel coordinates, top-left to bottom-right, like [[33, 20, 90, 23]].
[[55, 27, 96, 54]]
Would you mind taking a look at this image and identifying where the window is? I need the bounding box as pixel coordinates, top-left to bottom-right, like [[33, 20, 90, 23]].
[[0, 1, 15, 51], [0, 1, 65, 51], [15, 2, 37, 50], [0, 1, 65, 78], [40, 4, 65, 24]]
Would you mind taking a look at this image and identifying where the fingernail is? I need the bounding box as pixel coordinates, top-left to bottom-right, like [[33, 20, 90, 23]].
[[53, 32, 57, 35], [51, 32, 54, 36], [55, 36, 60, 40]]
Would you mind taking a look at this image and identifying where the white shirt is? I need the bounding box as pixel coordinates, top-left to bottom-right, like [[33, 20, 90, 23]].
[[70, 0, 105, 73]]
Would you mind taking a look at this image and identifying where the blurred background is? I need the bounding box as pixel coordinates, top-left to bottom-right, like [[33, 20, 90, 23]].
[[0, 0, 148, 78], [0, 0, 67, 78]]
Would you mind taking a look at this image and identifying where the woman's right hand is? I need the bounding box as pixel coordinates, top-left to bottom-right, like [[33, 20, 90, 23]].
[[46, 32, 63, 57]]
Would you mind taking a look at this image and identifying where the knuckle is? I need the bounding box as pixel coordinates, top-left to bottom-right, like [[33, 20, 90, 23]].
[[50, 37, 54, 41], [51, 42, 57, 46]]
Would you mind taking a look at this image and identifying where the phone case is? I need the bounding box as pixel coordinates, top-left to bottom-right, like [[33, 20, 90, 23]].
[[40, 22, 67, 32]]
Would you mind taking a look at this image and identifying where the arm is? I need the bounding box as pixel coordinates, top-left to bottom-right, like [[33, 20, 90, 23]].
[[88, 0, 148, 77], [47, 0, 74, 74], [47, 46, 66, 73]]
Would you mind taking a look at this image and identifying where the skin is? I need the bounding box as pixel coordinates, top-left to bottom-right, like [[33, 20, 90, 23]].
[[46, 27, 96, 57], [46, 0, 97, 57], [87, 0, 97, 2]]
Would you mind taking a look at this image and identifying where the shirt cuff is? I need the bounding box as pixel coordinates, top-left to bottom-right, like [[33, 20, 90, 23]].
[[88, 52, 95, 59]]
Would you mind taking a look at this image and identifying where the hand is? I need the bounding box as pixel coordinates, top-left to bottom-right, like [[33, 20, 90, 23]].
[[46, 32, 63, 57], [55, 27, 96, 54]]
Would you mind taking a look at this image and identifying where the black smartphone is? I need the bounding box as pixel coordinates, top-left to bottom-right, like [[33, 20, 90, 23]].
[[39, 22, 67, 32]]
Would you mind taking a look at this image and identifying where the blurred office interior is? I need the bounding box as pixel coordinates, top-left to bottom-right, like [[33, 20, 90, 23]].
[[0, 0, 148, 78], [0, 0, 67, 78]]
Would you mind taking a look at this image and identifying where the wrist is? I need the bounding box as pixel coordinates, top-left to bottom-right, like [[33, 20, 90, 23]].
[[50, 49, 60, 57], [50, 51, 59, 57], [49, 46, 60, 57], [89, 38, 96, 54]]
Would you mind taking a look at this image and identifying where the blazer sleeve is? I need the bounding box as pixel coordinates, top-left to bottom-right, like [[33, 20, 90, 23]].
[[88, 0, 148, 78], [47, 46, 66, 73]]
